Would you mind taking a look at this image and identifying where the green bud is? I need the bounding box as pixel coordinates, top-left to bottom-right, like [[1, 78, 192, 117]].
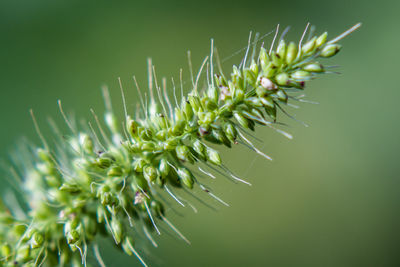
[[207, 85, 218, 102], [141, 141, 155, 151], [79, 133, 93, 154], [320, 44, 341, 57], [95, 157, 112, 169], [143, 165, 158, 183], [259, 47, 270, 69], [16, 245, 30, 263], [126, 116, 139, 137], [275, 72, 290, 86], [107, 166, 123, 177], [219, 99, 235, 117], [250, 59, 259, 76], [177, 168, 194, 189], [316, 32, 328, 47], [291, 70, 311, 80], [37, 148, 51, 162], [275, 90, 288, 103], [303, 63, 324, 72], [101, 192, 114, 206], [111, 217, 123, 244], [206, 147, 222, 166], [246, 97, 263, 107], [301, 37, 316, 54], [182, 100, 194, 120], [223, 122, 237, 143], [133, 158, 147, 172], [176, 145, 193, 163], [1, 243, 11, 258], [30, 232, 44, 249], [271, 52, 282, 66], [159, 158, 170, 178], [67, 229, 80, 244], [285, 42, 297, 65], [233, 111, 253, 130], [193, 139, 206, 158], [97, 206, 105, 223], [163, 137, 180, 150], [151, 200, 165, 217], [261, 96, 275, 108], [263, 62, 277, 78], [276, 40, 286, 61], [188, 94, 202, 113], [265, 106, 277, 121], [212, 128, 231, 147]]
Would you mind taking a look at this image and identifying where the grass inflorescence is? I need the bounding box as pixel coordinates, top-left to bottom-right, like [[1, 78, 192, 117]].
[[0, 23, 360, 267]]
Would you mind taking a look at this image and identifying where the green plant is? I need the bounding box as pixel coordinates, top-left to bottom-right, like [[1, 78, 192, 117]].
[[0, 23, 360, 267]]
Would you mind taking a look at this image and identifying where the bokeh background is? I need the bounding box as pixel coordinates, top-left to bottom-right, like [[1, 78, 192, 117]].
[[1, 0, 399, 266]]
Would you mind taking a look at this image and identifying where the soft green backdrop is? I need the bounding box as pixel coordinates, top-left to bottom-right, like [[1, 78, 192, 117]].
[[1, 0, 399, 266]]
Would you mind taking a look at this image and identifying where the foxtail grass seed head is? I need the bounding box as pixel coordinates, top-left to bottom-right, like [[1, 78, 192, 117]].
[[0, 23, 360, 267]]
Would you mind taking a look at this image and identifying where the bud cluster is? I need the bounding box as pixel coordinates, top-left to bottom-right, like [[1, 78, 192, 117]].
[[0, 24, 358, 266]]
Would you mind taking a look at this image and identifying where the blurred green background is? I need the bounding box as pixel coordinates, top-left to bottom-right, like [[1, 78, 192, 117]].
[[1, 0, 399, 266]]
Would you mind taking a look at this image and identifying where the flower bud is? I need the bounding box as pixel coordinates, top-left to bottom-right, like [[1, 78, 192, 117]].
[[234, 111, 253, 130], [67, 229, 80, 244], [291, 70, 311, 80], [275, 72, 290, 86], [260, 77, 277, 90], [207, 85, 218, 102], [275, 90, 288, 103], [107, 166, 123, 177], [233, 111, 250, 129], [276, 40, 286, 61], [206, 147, 222, 166], [176, 145, 193, 163], [301, 37, 316, 54], [212, 128, 231, 147], [133, 158, 146, 172], [79, 133, 93, 154], [223, 122, 237, 143], [177, 168, 194, 189], [263, 62, 277, 78], [316, 32, 328, 47], [259, 47, 270, 69], [15, 245, 30, 263], [95, 157, 112, 169], [285, 42, 297, 64], [111, 216, 123, 244], [159, 158, 170, 178], [261, 96, 274, 108], [192, 139, 206, 159], [188, 94, 202, 113], [265, 106, 277, 121], [320, 44, 341, 57], [246, 97, 263, 107], [303, 63, 324, 72], [126, 116, 139, 137], [1, 243, 11, 258], [143, 165, 158, 183], [151, 200, 165, 217], [30, 232, 44, 249], [37, 148, 51, 162]]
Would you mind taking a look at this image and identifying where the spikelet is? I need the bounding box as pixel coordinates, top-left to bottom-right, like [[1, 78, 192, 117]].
[[0, 23, 361, 267]]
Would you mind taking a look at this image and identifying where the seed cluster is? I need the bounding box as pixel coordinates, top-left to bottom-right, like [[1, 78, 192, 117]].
[[0, 24, 358, 267]]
